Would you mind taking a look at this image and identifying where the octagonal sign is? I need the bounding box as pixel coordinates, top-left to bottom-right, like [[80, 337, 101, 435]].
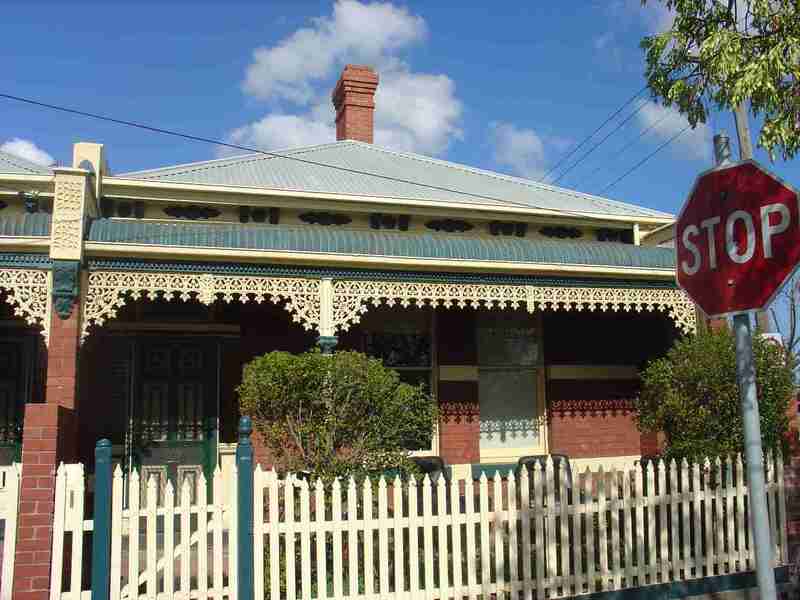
[[676, 160, 800, 317]]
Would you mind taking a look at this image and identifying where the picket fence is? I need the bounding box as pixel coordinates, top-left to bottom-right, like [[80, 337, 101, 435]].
[[0, 465, 20, 600], [49, 453, 788, 600]]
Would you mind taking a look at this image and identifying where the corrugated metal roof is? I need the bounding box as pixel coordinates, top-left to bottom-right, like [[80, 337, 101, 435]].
[[0, 151, 53, 176], [117, 141, 672, 220], [87, 219, 675, 270], [0, 213, 52, 236]]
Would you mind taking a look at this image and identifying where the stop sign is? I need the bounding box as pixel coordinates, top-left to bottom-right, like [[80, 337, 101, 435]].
[[676, 160, 800, 317]]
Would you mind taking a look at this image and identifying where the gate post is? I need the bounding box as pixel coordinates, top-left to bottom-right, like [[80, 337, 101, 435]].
[[90, 439, 112, 600], [236, 417, 254, 600]]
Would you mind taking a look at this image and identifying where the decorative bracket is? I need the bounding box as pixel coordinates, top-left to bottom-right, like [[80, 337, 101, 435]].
[[52, 260, 81, 320], [0, 268, 51, 345], [331, 280, 696, 334], [81, 271, 321, 342]]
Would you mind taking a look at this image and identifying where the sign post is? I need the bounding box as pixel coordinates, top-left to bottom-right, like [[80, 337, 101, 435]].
[[676, 148, 800, 600]]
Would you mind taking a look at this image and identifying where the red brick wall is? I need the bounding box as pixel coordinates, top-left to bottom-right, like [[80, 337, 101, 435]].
[[44, 308, 80, 409], [547, 379, 652, 458]]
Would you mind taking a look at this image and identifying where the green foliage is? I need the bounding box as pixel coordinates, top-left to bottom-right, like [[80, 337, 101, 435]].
[[237, 349, 437, 482], [641, 0, 800, 160], [636, 328, 793, 462]]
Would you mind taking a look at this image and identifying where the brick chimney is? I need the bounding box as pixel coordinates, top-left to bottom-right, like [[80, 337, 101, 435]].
[[332, 65, 378, 143]]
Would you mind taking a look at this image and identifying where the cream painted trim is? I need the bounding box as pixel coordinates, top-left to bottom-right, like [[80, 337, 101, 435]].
[[104, 177, 674, 227], [640, 222, 675, 246], [439, 365, 479, 382], [0, 174, 54, 185], [570, 455, 642, 473], [0, 238, 50, 249], [84, 241, 677, 279], [547, 365, 639, 380]]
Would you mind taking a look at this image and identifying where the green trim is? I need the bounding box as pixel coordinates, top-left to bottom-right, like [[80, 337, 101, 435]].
[[236, 417, 255, 600], [52, 260, 80, 319], [87, 258, 679, 290], [581, 567, 788, 600], [0, 253, 51, 269], [471, 463, 518, 480], [86, 219, 675, 269], [0, 213, 51, 237]]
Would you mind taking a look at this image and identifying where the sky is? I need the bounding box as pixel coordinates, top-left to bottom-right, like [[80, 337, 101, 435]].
[[1, 0, 797, 221]]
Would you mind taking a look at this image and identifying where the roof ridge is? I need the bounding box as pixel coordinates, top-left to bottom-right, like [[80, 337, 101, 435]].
[[341, 141, 672, 218], [0, 150, 53, 175], [117, 140, 355, 178]]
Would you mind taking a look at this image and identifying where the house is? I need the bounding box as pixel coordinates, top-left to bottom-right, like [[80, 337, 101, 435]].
[[0, 64, 694, 528]]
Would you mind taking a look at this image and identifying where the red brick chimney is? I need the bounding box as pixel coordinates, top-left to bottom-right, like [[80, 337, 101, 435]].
[[332, 65, 378, 143]]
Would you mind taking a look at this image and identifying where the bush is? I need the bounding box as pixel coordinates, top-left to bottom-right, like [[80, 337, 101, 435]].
[[635, 327, 793, 463], [238, 349, 437, 482]]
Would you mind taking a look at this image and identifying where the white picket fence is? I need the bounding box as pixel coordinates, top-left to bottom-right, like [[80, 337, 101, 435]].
[[0, 465, 20, 600], [49, 454, 788, 600], [253, 454, 787, 600], [50, 464, 237, 600]]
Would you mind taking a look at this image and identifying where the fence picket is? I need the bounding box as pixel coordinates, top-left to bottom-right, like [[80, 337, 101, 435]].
[[479, 473, 491, 598], [163, 481, 175, 599], [777, 453, 788, 565], [493, 472, 505, 597], [45, 448, 791, 600], [253, 466, 265, 600], [766, 451, 777, 566], [145, 475, 157, 598], [581, 468, 593, 596], [451, 476, 464, 599]]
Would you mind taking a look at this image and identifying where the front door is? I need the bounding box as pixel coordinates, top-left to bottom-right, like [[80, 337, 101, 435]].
[[132, 338, 219, 502], [0, 337, 36, 465]]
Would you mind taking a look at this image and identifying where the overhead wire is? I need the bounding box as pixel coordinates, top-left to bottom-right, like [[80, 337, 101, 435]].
[[573, 110, 675, 187], [0, 90, 672, 218], [538, 85, 648, 182], [549, 99, 649, 185], [599, 125, 691, 194]]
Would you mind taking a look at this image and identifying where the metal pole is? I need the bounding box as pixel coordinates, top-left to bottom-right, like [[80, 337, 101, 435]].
[[733, 103, 772, 332], [733, 312, 777, 599]]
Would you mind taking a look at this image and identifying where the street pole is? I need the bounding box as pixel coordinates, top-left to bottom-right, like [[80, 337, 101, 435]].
[[733, 102, 773, 333], [733, 313, 777, 600]]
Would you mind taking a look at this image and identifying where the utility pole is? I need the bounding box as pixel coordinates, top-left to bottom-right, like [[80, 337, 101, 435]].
[[733, 101, 773, 333]]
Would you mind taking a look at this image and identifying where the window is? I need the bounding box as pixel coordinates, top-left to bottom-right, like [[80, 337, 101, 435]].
[[356, 307, 438, 455], [477, 311, 545, 461]]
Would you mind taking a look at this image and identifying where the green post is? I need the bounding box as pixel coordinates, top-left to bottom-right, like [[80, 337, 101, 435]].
[[91, 439, 112, 600], [237, 417, 254, 600]]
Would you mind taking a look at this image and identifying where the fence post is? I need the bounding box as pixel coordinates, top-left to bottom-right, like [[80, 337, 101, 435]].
[[91, 439, 112, 600], [237, 416, 255, 600]]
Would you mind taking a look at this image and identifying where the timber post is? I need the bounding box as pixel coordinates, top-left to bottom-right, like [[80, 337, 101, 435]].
[[236, 416, 255, 600], [90, 439, 112, 600]]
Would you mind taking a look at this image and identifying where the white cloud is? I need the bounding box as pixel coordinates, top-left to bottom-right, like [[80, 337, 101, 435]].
[[636, 101, 712, 162], [227, 0, 462, 156], [0, 138, 54, 166], [489, 122, 548, 179]]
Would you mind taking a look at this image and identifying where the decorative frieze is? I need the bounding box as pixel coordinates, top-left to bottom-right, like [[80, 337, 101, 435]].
[[51, 172, 88, 260], [331, 279, 696, 334], [0, 268, 51, 344], [81, 271, 321, 342]]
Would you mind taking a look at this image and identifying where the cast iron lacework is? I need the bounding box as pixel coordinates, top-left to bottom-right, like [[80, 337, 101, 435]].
[[330, 280, 696, 334], [81, 271, 321, 342], [0, 268, 51, 344]]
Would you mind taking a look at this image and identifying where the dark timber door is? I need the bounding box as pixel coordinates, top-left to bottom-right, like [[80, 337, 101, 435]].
[[132, 338, 219, 501], [0, 337, 35, 465]]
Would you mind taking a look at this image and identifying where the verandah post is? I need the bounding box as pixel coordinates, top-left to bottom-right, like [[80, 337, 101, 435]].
[[90, 439, 112, 600], [237, 416, 255, 600]]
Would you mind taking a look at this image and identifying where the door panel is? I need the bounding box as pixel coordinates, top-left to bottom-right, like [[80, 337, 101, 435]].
[[133, 338, 219, 503]]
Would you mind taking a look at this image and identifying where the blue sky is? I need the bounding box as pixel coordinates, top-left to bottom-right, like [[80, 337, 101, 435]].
[[1, 0, 797, 220]]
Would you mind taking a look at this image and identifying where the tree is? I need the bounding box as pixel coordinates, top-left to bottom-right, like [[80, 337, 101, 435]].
[[771, 274, 800, 379], [641, 0, 800, 160], [635, 328, 794, 462], [237, 349, 437, 482]]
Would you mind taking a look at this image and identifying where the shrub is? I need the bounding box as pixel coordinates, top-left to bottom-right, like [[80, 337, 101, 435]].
[[238, 349, 437, 482], [635, 327, 793, 463]]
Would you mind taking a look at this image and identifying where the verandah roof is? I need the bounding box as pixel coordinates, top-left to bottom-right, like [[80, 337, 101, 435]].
[[87, 218, 675, 270]]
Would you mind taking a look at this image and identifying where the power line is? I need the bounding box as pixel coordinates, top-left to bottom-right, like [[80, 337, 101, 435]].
[[549, 99, 648, 185], [599, 125, 691, 194], [574, 110, 675, 187], [538, 85, 647, 182], [0, 91, 625, 220]]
